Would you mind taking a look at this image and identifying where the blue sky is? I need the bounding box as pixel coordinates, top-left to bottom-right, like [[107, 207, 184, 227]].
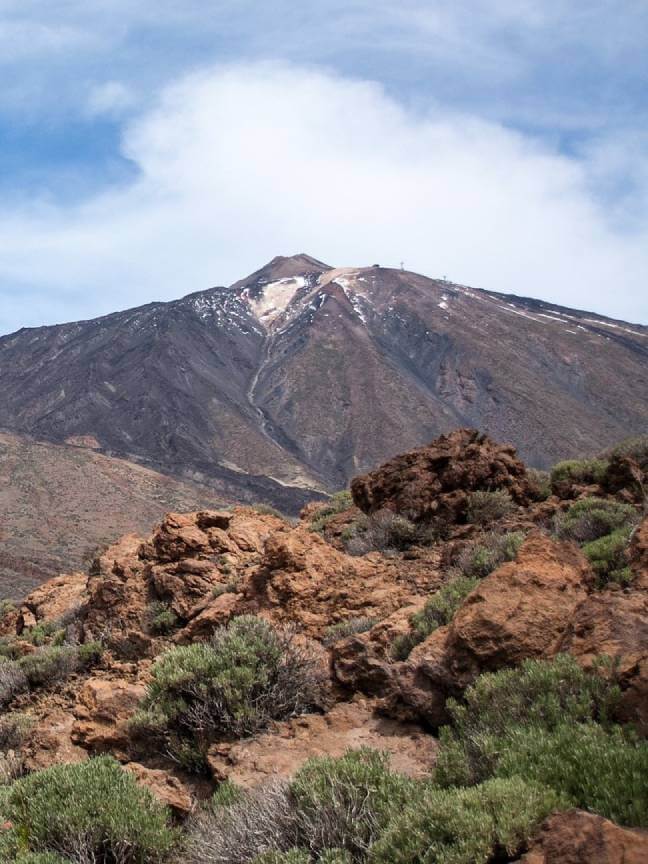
[[0, 0, 647, 333]]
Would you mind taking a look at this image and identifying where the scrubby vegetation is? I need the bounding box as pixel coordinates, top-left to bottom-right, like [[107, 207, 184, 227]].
[[0, 756, 176, 863], [435, 656, 648, 828], [345, 511, 420, 556], [554, 497, 638, 543], [465, 489, 515, 524], [184, 749, 561, 864], [550, 458, 608, 491], [392, 576, 479, 660], [582, 527, 635, 587], [147, 601, 179, 635], [309, 491, 354, 534], [453, 531, 525, 579], [322, 618, 377, 647], [130, 616, 324, 771]]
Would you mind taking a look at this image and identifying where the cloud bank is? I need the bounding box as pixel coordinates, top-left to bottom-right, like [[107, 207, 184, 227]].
[[1, 61, 646, 333]]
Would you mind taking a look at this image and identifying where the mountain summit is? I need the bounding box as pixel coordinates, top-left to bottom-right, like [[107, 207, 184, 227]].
[[1, 255, 647, 507]]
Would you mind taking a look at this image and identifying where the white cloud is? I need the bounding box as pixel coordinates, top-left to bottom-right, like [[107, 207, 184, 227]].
[[0, 61, 647, 334]]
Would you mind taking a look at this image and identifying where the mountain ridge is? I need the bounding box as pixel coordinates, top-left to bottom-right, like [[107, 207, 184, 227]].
[[1, 254, 647, 509]]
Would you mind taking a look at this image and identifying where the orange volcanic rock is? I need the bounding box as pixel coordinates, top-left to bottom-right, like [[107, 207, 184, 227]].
[[519, 810, 648, 863]]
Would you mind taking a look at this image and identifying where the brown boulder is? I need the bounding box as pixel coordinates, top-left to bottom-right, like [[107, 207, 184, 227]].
[[72, 676, 146, 756], [207, 699, 436, 787], [351, 428, 532, 525], [519, 810, 648, 863], [174, 591, 243, 643], [12, 571, 87, 638], [125, 763, 193, 816], [395, 532, 591, 725], [560, 590, 648, 734], [331, 602, 425, 696]]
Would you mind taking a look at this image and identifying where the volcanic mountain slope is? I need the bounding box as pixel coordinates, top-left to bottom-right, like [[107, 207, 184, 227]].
[[1, 253, 647, 499], [0, 431, 232, 599]]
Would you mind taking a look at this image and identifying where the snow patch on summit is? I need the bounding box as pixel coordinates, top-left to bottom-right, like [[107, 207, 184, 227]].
[[248, 277, 306, 326]]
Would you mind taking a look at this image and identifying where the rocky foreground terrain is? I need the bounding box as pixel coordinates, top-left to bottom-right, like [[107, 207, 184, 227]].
[[1, 254, 647, 505], [0, 428, 646, 862]]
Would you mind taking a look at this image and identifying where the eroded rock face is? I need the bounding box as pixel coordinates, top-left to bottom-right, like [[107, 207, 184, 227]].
[[351, 428, 532, 524], [207, 698, 436, 787], [3, 571, 87, 637], [72, 676, 147, 757], [125, 763, 194, 816], [248, 527, 432, 637], [560, 591, 648, 734], [395, 533, 591, 726], [519, 810, 648, 863]]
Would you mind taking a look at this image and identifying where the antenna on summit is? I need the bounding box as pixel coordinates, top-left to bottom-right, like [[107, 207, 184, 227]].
[[400, 261, 405, 271]]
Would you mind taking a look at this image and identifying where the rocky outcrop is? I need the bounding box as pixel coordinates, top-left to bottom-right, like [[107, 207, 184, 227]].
[[351, 429, 532, 525], [560, 590, 648, 734], [519, 810, 648, 863], [207, 699, 436, 787], [17, 573, 88, 633], [629, 516, 648, 590], [72, 676, 147, 757], [125, 763, 194, 816], [248, 527, 435, 637], [394, 533, 591, 725]]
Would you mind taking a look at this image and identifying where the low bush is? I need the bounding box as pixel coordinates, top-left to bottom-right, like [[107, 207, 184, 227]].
[[553, 497, 637, 544], [583, 526, 635, 587], [1, 756, 176, 862], [211, 779, 243, 810], [132, 616, 323, 769], [0, 600, 15, 620], [147, 602, 179, 635], [310, 491, 354, 534], [604, 434, 648, 471], [392, 577, 479, 660], [435, 655, 621, 787], [346, 511, 418, 556], [17, 642, 101, 689], [250, 503, 288, 520], [253, 851, 309, 864], [291, 749, 417, 859], [369, 776, 563, 864], [453, 531, 525, 579], [0, 712, 32, 752], [527, 468, 551, 501], [465, 490, 515, 525], [185, 781, 297, 864], [495, 723, 648, 828], [322, 618, 377, 647], [211, 582, 239, 599], [550, 458, 608, 492], [0, 660, 28, 709]]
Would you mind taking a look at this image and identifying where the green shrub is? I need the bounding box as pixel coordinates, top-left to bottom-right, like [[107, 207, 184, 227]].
[[453, 531, 525, 579], [2, 756, 176, 862], [345, 511, 418, 556], [212, 582, 239, 598], [368, 776, 563, 864], [0, 660, 28, 709], [77, 640, 103, 667], [495, 723, 648, 828], [134, 616, 323, 768], [527, 468, 551, 501], [323, 618, 377, 647], [290, 749, 417, 859], [253, 851, 309, 864], [310, 491, 354, 533], [13, 855, 71, 864], [18, 647, 79, 688], [392, 577, 479, 660], [0, 712, 32, 752], [148, 601, 179, 635], [583, 526, 635, 587], [250, 503, 287, 520], [554, 497, 638, 544], [550, 459, 608, 492], [605, 434, 648, 471], [212, 779, 243, 810], [318, 852, 353, 864], [0, 600, 15, 621], [465, 490, 515, 525], [435, 655, 621, 787]]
